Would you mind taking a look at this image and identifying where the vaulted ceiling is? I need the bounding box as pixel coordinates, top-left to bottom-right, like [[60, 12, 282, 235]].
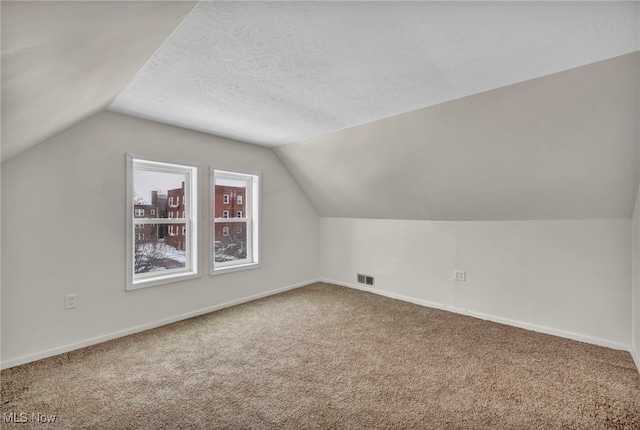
[[276, 52, 640, 220], [110, 1, 639, 147], [2, 1, 639, 220], [1, 1, 197, 161]]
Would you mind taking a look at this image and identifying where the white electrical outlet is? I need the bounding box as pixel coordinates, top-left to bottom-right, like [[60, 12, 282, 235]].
[[65, 294, 78, 309], [453, 270, 466, 282]]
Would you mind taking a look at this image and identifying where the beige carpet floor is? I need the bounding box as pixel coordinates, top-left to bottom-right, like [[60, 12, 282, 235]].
[[2, 282, 639, 429]]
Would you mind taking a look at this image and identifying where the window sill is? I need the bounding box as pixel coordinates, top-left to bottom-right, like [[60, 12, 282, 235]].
[[210, 262, 261, 276], [127, 271, 200, 291]]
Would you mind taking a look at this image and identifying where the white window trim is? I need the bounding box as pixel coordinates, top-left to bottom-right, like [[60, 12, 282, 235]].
[[210, 166, 261, 275], [126, 154, 200, 290]]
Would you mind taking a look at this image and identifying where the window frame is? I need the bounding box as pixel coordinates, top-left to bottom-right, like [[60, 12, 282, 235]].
[[126, 154, 200, 290], [210, 167, 261, 275]]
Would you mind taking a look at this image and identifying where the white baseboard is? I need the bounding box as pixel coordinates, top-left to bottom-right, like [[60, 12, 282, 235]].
[[631, 346, 640, 374], [1, 279, 320, 370], [320, 278, 629, 352]]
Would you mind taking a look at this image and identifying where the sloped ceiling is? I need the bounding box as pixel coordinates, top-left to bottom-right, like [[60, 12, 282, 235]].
[[2, 2, 639, 221], [275, 52, 640, 220], [109, 1, 639, 147], [1, 1, 197, 161]]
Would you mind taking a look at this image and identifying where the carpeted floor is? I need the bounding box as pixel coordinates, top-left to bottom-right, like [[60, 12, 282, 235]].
[[2, 282, 639, 429]]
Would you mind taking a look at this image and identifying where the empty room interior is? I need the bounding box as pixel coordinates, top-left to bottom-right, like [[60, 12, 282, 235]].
[[1, 1, 640, 428]]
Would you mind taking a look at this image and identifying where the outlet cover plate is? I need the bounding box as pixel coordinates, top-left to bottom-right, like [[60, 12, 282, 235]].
[[65, 294, 78, 309], [453, 270, 466, 282]]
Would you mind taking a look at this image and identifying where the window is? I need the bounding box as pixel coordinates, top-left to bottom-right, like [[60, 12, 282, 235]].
[[211, 168, 261, 274], [135, 208, 144, 217], [151, 209, 155, 216], [127, 154, 199, 290], [135, 223, 144, 229]]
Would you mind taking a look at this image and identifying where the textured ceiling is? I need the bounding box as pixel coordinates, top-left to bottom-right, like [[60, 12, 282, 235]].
[[109, 1, 639, 147], [1, 1, 197, 161]]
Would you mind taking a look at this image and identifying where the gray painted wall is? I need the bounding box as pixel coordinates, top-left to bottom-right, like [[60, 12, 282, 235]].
[[1, 112, 320, 367], [633, 76, 640, 368], [633, 185, 640, 368], [320, 218, 631, 349]]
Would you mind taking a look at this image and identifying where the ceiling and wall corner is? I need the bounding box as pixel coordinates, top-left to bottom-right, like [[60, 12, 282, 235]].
[[275, 52, 640, 221], [0, 1, 197, 162], [0, 0, 639, 221]]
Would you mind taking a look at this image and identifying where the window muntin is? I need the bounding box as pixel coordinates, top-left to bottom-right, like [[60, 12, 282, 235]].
[[211, 168, 260, 274], [127, 155, 199, 290]]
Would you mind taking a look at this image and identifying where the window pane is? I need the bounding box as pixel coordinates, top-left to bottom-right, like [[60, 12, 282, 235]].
[[134, 169, 186, 219], [134, 223, 186, 273], [215, 178, 247, 219], [214, 221, 247, 263]]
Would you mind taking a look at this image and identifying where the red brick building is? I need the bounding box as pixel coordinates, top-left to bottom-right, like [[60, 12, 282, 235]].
[[133, 190, 168, 244], [214, 185, 246, 242], [167, 182, 186, 251], [133, 204, 157, 243]]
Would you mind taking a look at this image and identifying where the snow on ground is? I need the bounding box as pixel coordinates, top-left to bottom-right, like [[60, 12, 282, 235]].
[[162, 244, 186, 263], [137, 242, 186, 272]]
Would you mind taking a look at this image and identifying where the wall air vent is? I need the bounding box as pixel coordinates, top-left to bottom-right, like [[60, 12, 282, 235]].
[[357, 273, 374, 287]]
